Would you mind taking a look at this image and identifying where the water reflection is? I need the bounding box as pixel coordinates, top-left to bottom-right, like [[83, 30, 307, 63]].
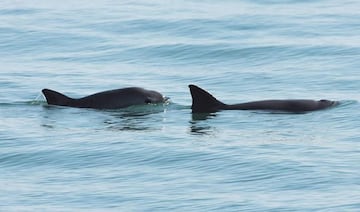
[[104, 109, 164, 131], [191, 113, 217, 121], [189, 113, 217, 135], [41, 103, 167, 132]]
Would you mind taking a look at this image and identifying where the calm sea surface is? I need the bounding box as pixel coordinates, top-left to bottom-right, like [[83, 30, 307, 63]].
[[1, 0, 360, 211]]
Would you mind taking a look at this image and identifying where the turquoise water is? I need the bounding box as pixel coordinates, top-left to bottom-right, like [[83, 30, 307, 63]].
[[1, 0, 360, 211]]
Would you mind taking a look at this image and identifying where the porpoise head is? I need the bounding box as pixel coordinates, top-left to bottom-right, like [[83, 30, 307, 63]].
[[318, 99, 338, 109], [143, 89, 167, 104]]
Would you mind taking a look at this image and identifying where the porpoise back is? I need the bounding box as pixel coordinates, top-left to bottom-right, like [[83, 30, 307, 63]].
[[189, 84, 337, 113], [42, 87, 165, 109]]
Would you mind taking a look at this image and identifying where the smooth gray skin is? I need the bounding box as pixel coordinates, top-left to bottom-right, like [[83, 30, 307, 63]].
[[189, 84, 338, 113], [42, 87, 165, 109]]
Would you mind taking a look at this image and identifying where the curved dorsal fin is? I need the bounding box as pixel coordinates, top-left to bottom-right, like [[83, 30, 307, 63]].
[[42, 89, 73, 107], [188, 85, 226, 113]]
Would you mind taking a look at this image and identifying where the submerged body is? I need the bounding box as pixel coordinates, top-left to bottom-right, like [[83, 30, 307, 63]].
[[189, 85, 338, 113], [42, 87, 165, 109]]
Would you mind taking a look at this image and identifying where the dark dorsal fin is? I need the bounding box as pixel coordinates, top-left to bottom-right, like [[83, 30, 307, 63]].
[[188, 84, 226, 113], [42, 89, 73, 107]]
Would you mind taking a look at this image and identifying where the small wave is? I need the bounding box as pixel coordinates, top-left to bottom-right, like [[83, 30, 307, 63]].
[[336, 100, 359, 108], [0, 101, 45, 107], [0, 8, 39, 16], [0, 91, 46, 107]]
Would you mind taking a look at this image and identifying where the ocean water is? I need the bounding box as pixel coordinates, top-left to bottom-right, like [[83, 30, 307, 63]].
[[1, 0, 360, 211]]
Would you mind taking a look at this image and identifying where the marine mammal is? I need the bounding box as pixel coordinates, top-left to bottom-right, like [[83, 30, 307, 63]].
[[189, 84, 338, 113], [42, 87, 165, 109]]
